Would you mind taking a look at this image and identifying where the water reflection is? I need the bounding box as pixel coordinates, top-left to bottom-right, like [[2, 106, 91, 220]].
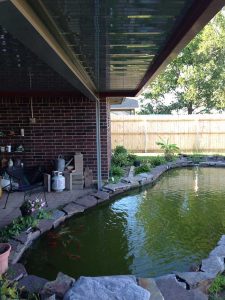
[[22, 168, 225, 279]]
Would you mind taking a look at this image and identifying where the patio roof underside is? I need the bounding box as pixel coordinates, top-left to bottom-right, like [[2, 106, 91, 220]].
[[0, 0, 224, 99]]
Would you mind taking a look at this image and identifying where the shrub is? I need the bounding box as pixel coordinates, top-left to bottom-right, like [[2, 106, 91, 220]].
[[149, 156, 166, 167], [111, 153, 128, 167], [114, 145, 128, 156], [135, 164, 150, 175], [156, 138, 180, 161], [111, 164, 124, 177], [127, 153, 138, 166]]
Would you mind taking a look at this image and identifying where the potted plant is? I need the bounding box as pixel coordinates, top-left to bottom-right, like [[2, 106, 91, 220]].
[[20, 197, 46, 217], [0, 243, 11, 275]]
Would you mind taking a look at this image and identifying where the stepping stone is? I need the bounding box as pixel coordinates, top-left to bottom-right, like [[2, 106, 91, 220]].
[[49, 209, 66, 228], [37, 219, 54, 234], [155, 274, 207, 300], [5, 263, 27, 282], [42, 272, 75, 298], [201, 256, 224, 276], [175, 272, 214, 289], [74, 196, 97, 208], [138, 278, 164, 300], [64, 275, 150, 300], [91, 191, 110, 202], [62, 203, 85, 217], [18, 275, 48, 293]]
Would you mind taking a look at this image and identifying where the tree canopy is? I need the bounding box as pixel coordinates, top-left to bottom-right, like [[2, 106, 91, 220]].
[[139, 10, 225, 115]]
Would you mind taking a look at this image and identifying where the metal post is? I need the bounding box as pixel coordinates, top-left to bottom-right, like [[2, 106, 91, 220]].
[[95, 98, 102, 190]]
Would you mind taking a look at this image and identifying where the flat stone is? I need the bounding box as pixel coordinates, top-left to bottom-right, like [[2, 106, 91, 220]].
[[18, 275, 48, 293], [91, 191, 110, 202], [42, 272, 75, 298], [64, 275, 150, 300], [14, 230, 40, 245], [103, 182, 131, 192], [217, 235, 225, 246], [209, 245, 225, 258], [62, 202, 85, 217], [138, 278, 164, 300], [175, 272, 214, 289], [8, 239, 28, 264], [49, 209, 66, 228], [201, 256, 224, 276], [74, 195, 98, 208], [155, 274, 207, 300], [37, 219, 54, 234], [5, 263, 27, 282]]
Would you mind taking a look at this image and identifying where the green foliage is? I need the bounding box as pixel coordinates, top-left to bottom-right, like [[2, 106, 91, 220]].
[[114, 145, 128, 156], [112, 146, 137, 168], [111, 152, 128, 167], [0, 210, 51, 242], [0, 275, 19, 300], [139, 10, 225, 115], [127, 153, 138, 165], [148, 156, 167, 167], [110, 164, 124, 178], [156, 138, 180, 161], [135, 164, 150, 175], [209, 274, 225, 295]]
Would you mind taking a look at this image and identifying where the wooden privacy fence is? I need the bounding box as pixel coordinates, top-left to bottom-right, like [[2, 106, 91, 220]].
[[111, 114, 225, 153]]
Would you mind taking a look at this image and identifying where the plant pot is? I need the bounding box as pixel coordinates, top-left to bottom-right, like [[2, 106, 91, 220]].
[[134, 160, 141, 167], [0, 243, 11, 274], [20, 206, 32, 217]]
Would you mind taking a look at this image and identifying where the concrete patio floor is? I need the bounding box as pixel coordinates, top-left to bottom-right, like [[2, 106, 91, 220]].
[[0, 188, 94, 229]]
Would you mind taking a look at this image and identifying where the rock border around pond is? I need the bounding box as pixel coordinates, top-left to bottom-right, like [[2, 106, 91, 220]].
[[5, 155, 225, 299]]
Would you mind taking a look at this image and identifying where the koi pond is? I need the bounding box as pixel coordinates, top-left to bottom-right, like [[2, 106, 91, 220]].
[[21, 167, 225, 280]]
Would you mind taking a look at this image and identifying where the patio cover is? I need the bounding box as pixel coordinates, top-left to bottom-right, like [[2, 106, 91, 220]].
[[0, 0, 224, 100]]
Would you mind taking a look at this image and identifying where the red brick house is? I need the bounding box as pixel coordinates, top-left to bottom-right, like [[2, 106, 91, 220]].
[[0, 0, 223, 189]]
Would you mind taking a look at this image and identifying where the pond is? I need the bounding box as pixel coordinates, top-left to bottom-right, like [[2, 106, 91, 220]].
[[21, 167, 225, 280]]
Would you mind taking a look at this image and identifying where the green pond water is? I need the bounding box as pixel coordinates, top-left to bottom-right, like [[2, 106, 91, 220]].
[[21, 167, 225, 280]]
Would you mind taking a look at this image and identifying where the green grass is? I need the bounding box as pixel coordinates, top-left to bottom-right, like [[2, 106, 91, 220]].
[[209, 274, 225, 297]]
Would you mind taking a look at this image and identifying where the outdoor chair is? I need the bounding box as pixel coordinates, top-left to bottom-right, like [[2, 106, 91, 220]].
[[1, 165, 48, 209]]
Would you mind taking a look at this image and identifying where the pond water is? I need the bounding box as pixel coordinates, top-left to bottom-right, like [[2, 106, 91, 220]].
[[21, 167, 225, 280]]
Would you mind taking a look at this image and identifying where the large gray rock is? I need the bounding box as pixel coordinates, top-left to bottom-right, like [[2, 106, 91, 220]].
[[64, 275, 150, 300], [155, 274, 208, 300], [138, 278, 164, 300], [201, 256, 224, 276], [209, 245, 225, 258], [42, 272, 75, 298], [217, 235, 225, 246], [5, 263, 27, 282], [18, 275, 48, 293], [175, 272, 214, 289]]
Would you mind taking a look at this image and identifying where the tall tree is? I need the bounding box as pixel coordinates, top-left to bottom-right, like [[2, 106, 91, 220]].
[[139, 10, 225, 115]]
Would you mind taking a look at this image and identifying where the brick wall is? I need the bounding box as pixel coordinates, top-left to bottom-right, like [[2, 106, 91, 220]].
[[0, 96, 111, 179]]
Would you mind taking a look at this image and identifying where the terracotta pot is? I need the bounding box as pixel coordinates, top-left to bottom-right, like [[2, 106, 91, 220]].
[[0, 243, 11, 274]]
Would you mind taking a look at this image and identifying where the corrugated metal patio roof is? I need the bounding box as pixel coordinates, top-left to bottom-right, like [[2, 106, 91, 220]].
[[0, 0, 224, 98]]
